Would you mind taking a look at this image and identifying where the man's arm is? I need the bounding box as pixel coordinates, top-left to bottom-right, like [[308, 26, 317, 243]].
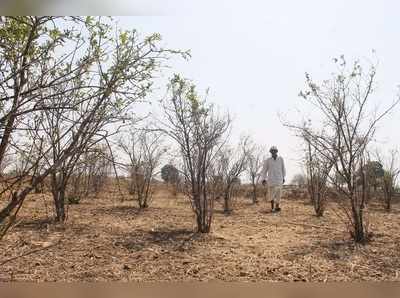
[[281, 157, 286, 184]]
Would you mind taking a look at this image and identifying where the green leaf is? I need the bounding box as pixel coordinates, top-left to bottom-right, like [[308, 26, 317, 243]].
[[120, 31, 128, 45], [49, 29, 60, 40], [85, 16, 94, 26]]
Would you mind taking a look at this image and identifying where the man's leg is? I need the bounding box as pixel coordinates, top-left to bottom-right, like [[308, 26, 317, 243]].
[[268, 186, 274, 212], [274, 185, 282, 212]]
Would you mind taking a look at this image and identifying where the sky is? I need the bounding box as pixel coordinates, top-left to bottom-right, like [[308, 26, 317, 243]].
[[3, 0, 398, 181], [111, 0, 400, 180]]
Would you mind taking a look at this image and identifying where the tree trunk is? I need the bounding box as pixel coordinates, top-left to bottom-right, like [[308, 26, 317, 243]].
[[383, 181, 392, 212], [315, 203, 324, 217], [53, 188, 66, 222], [34, 178, 42, 193], [384, 189, 392, 211], [138, 194, 148, 209], [314, 187, 325, 217], [366, 184, 372, 203], [193, 192, 212, 233], [351, 206, 366, 243], [223, 193, 232, 214], [251, 183, 258, 204], [308, 183, 316, 206], [386, 198, 391, 211], [314, 194, 323, 217], [196, 212, 211, 233], [137, 193, 143, 209], [51, 172, 67, 222], [0, 192, 24, 223]]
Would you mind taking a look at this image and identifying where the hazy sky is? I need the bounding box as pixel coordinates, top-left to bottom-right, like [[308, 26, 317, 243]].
[[112, 0, 400, 180], [1, 1, 398, 179]]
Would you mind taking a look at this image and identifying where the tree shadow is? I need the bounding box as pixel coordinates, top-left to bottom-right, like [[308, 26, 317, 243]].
[[213, 209, 230, 215], [114, 228, 198, 252], [14, 217, 54, 231], [14, 217, 92, 235], [91, 205, 157, 218], [371, 207, 400, 215], [283, 237, 364, 263], [366, 200, 400, 215]]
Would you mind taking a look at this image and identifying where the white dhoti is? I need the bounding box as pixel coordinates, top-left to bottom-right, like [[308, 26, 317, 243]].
[[268, 185, 282, 204]]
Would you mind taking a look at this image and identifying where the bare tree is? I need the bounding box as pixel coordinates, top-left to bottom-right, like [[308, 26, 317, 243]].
[[118, 127, 165, 209], [216, 139, 249, 214], [291, 173, 307, 188], [287, 56, 400, 243], [376, 149, 400, 211], [304, 136, 334, 217], [159, 74, 231, 233], [246, 142, 266, 204], [84, 146, 112, 196], [67, 145, 112, 204]]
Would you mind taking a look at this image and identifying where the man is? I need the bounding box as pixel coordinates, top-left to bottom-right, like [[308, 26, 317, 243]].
[[261, 146, 286, 212]]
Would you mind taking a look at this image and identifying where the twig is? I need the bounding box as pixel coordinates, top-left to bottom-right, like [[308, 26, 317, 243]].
[[0, 240, 61, 267]]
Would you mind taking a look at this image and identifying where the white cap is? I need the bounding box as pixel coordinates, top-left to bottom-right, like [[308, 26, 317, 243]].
[[270, 146, 278, 152]]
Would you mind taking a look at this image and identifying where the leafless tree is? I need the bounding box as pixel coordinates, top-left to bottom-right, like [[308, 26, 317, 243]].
[[118, 127, 165, 208], [291, 173, 307, 188], [159, 74, 231, 233], [216, 138, 249, 214], [287, 56, 400, 243], [246, 142, 266, 204], [376, 149, 400, 211], [304, 136, 334, 217], [67, 145, 112, 204]]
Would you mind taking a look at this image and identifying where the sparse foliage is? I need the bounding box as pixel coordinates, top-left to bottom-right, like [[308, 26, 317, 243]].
[[291, 173, 307, 188], [304, 137, 333, 217], [119, 127, 165, 209], [0, 16, 186, 231], [215, 138, 249, 214], [159, 74, 231, 233], [287, 56, 400, 243], [246, 142, 265, 204], [376, 149, 400, 211], [68, 145, 112, 204]]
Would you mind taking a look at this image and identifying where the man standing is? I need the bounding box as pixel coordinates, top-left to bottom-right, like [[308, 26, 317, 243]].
[[261, 146, 286, 212]]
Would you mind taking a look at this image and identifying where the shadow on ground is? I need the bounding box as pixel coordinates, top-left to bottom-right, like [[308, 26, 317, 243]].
[[113, 228, 199, 252], [90, 205, 154, 218], [14, 217, 54, 231]]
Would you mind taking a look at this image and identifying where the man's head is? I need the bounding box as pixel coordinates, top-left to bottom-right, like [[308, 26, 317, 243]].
[[269, 146, 278, 159]]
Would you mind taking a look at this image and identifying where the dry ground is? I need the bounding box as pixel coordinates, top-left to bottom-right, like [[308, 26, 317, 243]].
[[1, 185, 400, 282]]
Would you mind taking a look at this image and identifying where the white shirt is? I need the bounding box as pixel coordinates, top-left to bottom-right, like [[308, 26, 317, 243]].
[[260, 156, 286, 186]]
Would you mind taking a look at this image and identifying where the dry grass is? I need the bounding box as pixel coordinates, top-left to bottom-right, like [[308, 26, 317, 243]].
[[1, 184, 400, 282]]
